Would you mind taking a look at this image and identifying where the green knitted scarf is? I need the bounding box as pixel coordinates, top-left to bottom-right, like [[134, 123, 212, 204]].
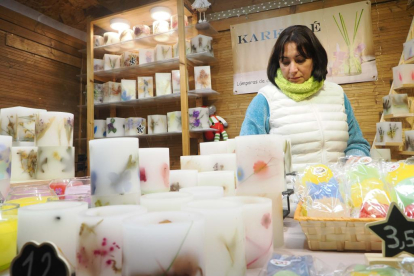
[[274, 69, 324, 101]]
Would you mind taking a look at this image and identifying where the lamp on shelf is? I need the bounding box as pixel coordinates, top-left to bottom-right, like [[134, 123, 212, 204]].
[[110, 18, 131, 31], [192, 0, 211, 23], [150, 6, 172, 21], [151, 6, 172, 42]]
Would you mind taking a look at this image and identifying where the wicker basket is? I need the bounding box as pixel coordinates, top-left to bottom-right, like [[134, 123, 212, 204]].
[[294, 203, 384, 251]]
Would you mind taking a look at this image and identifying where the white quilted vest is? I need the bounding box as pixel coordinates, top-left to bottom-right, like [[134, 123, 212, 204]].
[[259, 81, 349, 172]]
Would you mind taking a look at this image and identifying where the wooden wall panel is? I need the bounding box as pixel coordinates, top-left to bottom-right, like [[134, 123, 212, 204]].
[[0, 6, 86, 176]]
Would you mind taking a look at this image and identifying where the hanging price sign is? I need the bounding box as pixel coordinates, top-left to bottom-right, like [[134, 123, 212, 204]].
[[367, 202, 414, 258]]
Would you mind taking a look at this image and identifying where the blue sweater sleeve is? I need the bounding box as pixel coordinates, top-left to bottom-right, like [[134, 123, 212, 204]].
[[344, 94, 371, 157], [240, 94, 270, 135]]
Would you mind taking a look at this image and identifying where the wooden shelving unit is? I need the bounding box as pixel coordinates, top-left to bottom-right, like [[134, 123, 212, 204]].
[[399, 151, 414, 155], [383, 113, 414, 120]]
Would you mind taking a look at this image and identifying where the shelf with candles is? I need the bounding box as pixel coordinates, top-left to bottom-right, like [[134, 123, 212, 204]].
[[399, 151, 414, 155], [92, 128, 217, 139], [394, 84, 414, 91], [375, 142, 404, 147], [383, 113, 414, 119]]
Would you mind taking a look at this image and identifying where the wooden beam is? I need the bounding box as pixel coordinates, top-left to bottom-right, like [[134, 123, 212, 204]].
[[86, 17, 95, 176], [6, 34, 82, 68]]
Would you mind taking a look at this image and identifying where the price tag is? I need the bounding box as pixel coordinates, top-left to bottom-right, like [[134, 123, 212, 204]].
[[10, 241, 72, 276], [367, 202, 414, 258]]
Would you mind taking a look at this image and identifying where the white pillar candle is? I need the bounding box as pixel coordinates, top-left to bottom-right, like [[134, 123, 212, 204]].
[[167, 111, 182, 132], [227, 139, 236, 153], [11, 147, 37, 181], [16, 108, 46, 142], [106, 117, 125, 137], [147, 115, 167, 134], [155, 73, 172, 96], [173, 41, 191, 57], [194, 66, 212, 90], [103, 54, 121, 70], [121, 79, 136, 101], [138, 48, 155, 64], [0, 135, 12, 180], [94, 35, 104, 46], [94, 59, 104, 71], [94, 119, 106, 138], [191, 35, 213, 55], [198, 171, 235, 196], [103, 32, 120, 52], [170, 14, 188, 29], [200, 141, 228, 155], [94, 83, 104, 103], [17, 201, 88, 266], [103, 81, 122, 103], [180, 186, 223, 200], [89, 138, 140, 207], [140, 192, 194, 212], [221, 196, 273, 269], [76, 205, 147, 276], [155, 44, 172, 61], [182, 200, 246, 276], [119, 29, 135, 49], [189, 108, 209, 129], [36, 112, 74, 147], [0, 107, 20, 139], [137, 77, 154, 98], [235, 134, 285, 248], [405, 130, 414, 151], [122, 211, 205, 276], [125, 117, 146, 136], [132, 25, 150, 38], [153, 20, 169, 34], [180, 155, 214, 172], [121, 51, 139, 67], [169, 170, 198, 191], [139, 148, 170, 194], [0, 178, 10, 198], [209, 153, 237, 172], [36, 146, 75, 180]]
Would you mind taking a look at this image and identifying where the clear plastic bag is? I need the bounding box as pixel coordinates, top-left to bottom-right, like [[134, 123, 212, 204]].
[[264, 254, 314, 276], [341, 264, 402, 276]]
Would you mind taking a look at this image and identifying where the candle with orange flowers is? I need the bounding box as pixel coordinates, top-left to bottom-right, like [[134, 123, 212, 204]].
[[139, 148, 170, 194]]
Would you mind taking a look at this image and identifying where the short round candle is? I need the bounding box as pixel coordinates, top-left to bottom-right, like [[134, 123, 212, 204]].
[[140, 192, 193, 212]]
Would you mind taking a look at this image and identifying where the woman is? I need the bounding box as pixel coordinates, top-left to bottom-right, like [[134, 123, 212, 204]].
[[240, 25, 370, 172]]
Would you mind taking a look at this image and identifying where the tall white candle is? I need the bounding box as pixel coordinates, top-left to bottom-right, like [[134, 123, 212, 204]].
[[94, 83, 104, 103], [36, 112, 74, 147], [180, 186, 223, 200], [0, 107, 20, 139], [140, 192, 194, 212], [182, 200, 246, 276], [169, 170, 198, 191], [198, 171, 235, 196], [167, 111, 182, 132], [17, 202, 88, 267], [122, 211, 205, 276], [200, 141, 228, 155], [76, 205, 147, 276], [209, 153, 237, 173], [180, 155, 214, 172], [0, 135, 12, 180], [139, 148, 170, 194], [94, 120, 106, 138], [89, 138, 140, 207], [16, 108, 46, 142], [36, 146, 75, 180], [106, 117, 125, 137], [222, 196, 273, 269], [11, 147, 38, 181], [147, 115, 167, 134]]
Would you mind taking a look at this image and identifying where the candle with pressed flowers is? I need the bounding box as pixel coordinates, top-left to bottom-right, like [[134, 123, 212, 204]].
[[200, 141, 228, 155], [125, 117, 146, 136], [0, 135, 12, 182], [147, 115, 167, 134], [235, 134, 285, 248], [139, 148, 170, 194], [94, 59, 104, 72], [106, 117, 125, 137], [375, 122, 402, 145], [0, 107, 20, 139], [209, 153, 237, 173], [182, 200, 246, 276], [140, 192, 193, 212], [35, 112, 74, 147], [93, 35, 104, 46], [152, 20, 169, 34], [89, 138, 140, 207], [76, 205, 147, 276], [17, 201, 88, 266], [169, 170, 198, 191], [132, 25, 150, 38], [191, 35, 213, 55], [167, 111, 182, 132], [198, 171, 235, 196], [0, 203, 19, 272], [188, 107, 209, 130], [138, 48, 154, 64], [173, 40, 191, 57], [137, 77, 154, 98], [392, 64, 414, 89], [121, 51, 139, 67], [36, 146, 75, 180], [94, 83, 104, 103], [122, 211, 205, 276], [155, 73, 172, 96], [103, 32, 120, 52], [11, 147, 37, 181], [103, 81, 122, 103], [154, 44, 172, 61], [94, 119, 106, 138], [180, 155, 214, 172], [16, 108, 46, 142], [179, 186, 224, 200], [405, 130, 414, 151], [194, 66, 212, 90], [221, 196, 273, 269], [121, 79, 136, 101], [103, 54, 121, 70], [119, 29, 134, 49]]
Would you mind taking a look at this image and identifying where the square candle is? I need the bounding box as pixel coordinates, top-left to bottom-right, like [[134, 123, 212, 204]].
[[209, 153, 237, 173], [173, 41, 191, 57], [0, 107, 20, 139], [122, 211, 205, 276], [170, 14, 188, 29], [140, 192, 193, 212], [155, 44, 172, 61], [147, 115, 167, 134], [155, 73, 172, 96], [194, 66, 212, 90], [167, 111, 182, 132], [89, 138, 140, 206], [121, 51, 139, 67], [169, 170, 198, 191], [106, 117, 125, 137], [405, 130, 414, 151], [36, 146, 75, 180], [191, 34, 213, 55], [121, 79, 136, 101], [16, 108, 46, 142], [180, 155, 214, 172], [179, 186, 224, 200], [94, 59, 104, 71], [137, 77, 154, 99], [380, 122, 403, 144], [103, 54, 121, 70], [94, 119, 106, 138], [383, 94, 410, 115], [393, 64, 414, 90], [103, 81, 122, 103], [200, 141, 228, 155], [103, 32, 120, 52], [76, 205, 147, 276], [119, 29, 135, 49], [138, 48, 155, 64], [403, 38, 414, 61], [171, 70, 181, 93], [0, 135, 12, 180], [11, 147, 37, 182], [188, 107, 209, 129], [198, 171, 235, 196], [125, 117, 146, 136], [94, 35, 104, 47], [94, 83, 104, 104], [132, 25, 151, 38], [36, 112, 74, 147], [152, 20, 169, 34], [139, 148, 170, 194]]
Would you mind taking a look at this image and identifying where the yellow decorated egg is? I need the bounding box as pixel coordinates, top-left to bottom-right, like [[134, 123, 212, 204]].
[[350, 178, 390, 208], [302, 164, 333, 185]]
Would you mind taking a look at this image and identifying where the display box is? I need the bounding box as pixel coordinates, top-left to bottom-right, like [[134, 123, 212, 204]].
[[170, 14, 188, 29], [382, 94, 410, 115], [125, 117, 146, 135], [106, 117, 125, 137], [103, 54, 121, 70], [94, 83, 103, 104], [147, 115, 167, 134], [392, 64, 414, 89], [121, 51, 139, 67], [138, 48, 155, 64], [405, 130, 414, 151], [155, 73, 172, 96], [173, 40, 191, 57], [375, 122, 403, 145], [93, 59, 104, 71], [188, 107, 209, 129], [194, 66, 212, 90], [133, 25, 151, 38], [103, 81, 122, 103], [167, 111, 182, 132], [137, 77, 154, 99], [154, 44, 172, 61], [191, 34, 213, 55], [121, 79, 137, 101], [403, 38, 414, 61]]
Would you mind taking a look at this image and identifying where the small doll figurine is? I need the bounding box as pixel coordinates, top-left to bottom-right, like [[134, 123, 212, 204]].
[[204, 105, 228, 142], [191, 0, 211, 23]]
